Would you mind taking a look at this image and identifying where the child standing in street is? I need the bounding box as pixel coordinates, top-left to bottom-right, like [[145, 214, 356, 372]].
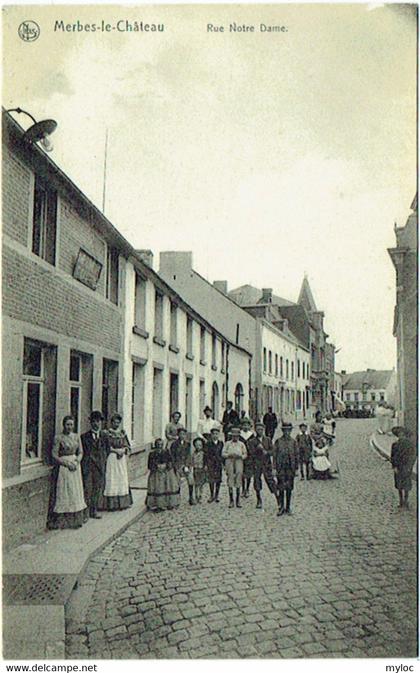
[[296, 423, 313, 480], [391, 426, 416, 510], [192, 437, 206, 503]]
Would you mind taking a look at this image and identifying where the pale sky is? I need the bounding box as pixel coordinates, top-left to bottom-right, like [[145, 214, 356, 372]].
[[3, 3, 417, 373]]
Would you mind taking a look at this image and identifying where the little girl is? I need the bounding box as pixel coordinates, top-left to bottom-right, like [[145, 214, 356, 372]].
[[192, 437, 206, 503]]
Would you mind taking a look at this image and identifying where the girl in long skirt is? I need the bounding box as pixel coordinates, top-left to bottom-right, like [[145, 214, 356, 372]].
[[47, 416, 88, 530], [101, 413, 133, 511], [146, 438, 180, 511]]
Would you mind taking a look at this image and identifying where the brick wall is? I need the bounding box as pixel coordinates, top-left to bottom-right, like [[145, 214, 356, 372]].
[[3, 245, 121, 352], [2, 144, 31, 246]]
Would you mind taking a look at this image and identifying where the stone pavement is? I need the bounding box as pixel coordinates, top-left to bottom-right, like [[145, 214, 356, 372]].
[[3, 476, 148, 659], [66, 419, 418, 659]]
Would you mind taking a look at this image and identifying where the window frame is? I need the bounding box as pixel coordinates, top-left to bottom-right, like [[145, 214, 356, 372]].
[[32, 176, 58, 266], [21, 342, 45, 467]]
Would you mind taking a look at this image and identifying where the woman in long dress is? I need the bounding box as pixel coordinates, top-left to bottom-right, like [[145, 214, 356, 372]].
[[101, 413, 133, 511], [47, 415, 88, 529], [146, 438, 180, 511]]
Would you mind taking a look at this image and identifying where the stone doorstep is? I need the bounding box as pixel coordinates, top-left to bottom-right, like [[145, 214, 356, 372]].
[[3, 605, 66, 660], [3, 483, 149, 660]]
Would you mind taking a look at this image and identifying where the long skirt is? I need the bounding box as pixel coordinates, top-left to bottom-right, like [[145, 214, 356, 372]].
[[47, 465, 88, 530], [101, 454, 133, 510], [394, 468, 414, 492], [146, 467, 180, 510]]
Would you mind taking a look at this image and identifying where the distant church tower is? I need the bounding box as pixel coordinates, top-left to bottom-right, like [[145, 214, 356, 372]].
[[298, 275, 318, 315]]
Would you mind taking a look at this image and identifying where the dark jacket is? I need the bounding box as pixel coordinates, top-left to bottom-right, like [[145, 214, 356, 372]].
[[296, 433, 313, 461], [247, 435, 273, 470], [222, 409, 240, 433], [170, 439, 192, 472], [81, 430, 108, 476], [263, 413, 278, 434], [274, 436, 298, 474]]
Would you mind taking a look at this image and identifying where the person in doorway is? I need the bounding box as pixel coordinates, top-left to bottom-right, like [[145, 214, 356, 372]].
[[205, 426, 224, 503], [263, 407, 278, 440], [165, 411, 183, 449], [222, 427, 247, 508], [247, 421, 278, 509], [274, 422, 298, 516], [240, 417, 254, 498], [391, 427, 416, 510], [101, 413, 133, 511], [171, 426, 195, 505], [192, 437, 206, 503], [197, 406, 218, 441], [81, 410, 108, 519], [296, 422, 313, 480], [222, 401, 240, 441], [47, 415, 88, 530], [146, 438, 180, 511]]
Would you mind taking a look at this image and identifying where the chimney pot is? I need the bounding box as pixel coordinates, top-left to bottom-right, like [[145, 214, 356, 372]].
[[213, 280, 228, 295], [262, 288, 273, 303], [136, 249, 154, 269]]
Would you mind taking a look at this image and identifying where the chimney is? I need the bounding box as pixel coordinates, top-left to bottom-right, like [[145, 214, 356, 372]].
[[213, 281, 228, 295], [136, 249, 154, 269], [262, 288, 273, 303]]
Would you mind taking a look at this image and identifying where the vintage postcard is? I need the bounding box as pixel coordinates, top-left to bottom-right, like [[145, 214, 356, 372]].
[[2, 2, 418, 666]]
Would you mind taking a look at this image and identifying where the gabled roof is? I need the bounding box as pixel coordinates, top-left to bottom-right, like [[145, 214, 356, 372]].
[[342, 370, 395, 390], [229, 284, 294, 307], [298, 275, 317, 313]]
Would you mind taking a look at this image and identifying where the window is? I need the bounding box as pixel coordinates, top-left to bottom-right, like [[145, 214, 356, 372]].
[[263, 348, 267, 373], [371, 393, 376, 401], [212, 333, 217, 368], [170, 373, 179, 416], [275, 354, 278, 377], [69, 353, 81, 432], [302, 362, 305, 379], [131, 362, 145, 444], [380, 392, 385, 401], [154, 291, 164, 339], [106, 246, 119, 305], [221, 341, 226, 371], [268, 350, 272, 374], [286, 359, 289, 380], [186, 316, 193, 354], [346, 393, 351, 401], [170, 302, 178, 346], [297, 360, 301, 378], [236, 323, 240, 345], [354, 392, 359, 401], [22, 340, 44, 464], [32, 177, 57, 265], [234, 383, 244, 413], [134, 274, 146, 328], [200, 326, 206, 362], [280, 356, 284, 378], [291, 362, 295, 380], [102, 359, 119, 422]]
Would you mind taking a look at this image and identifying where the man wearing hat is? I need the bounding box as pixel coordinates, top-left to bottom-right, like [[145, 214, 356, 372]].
[[205, 425, 224, 502], [222, 426, 247, 508], [247, 421, 279, 509], [197, 406, 218, 441], [274, 422, 299, 515], [222, 401, 240, 441], [81, 411, 108, 519], [296, 422, 313, 480], [171, 426, 195, 505]]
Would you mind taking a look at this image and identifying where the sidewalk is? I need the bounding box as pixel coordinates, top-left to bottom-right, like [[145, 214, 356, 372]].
[[3, 476, 148, 659], [370, 431, 418, 477]]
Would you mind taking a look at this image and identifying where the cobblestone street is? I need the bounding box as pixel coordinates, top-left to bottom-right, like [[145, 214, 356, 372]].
[[66, 419, 417, 659]]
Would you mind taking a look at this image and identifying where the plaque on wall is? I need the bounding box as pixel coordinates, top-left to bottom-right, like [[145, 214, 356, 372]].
[[73, 248, 102, 291]]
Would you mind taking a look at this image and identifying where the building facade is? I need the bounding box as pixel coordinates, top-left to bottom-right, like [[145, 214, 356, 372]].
[[342, 370, 397, 413], [122, 255, 251, 454], [159, 253, 310, 422], [388, 195, 418, 441], [3, 112, 129, 548]]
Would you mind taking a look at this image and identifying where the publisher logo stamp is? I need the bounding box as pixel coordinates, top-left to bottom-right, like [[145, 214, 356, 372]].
[[18, 21, 40, 42]]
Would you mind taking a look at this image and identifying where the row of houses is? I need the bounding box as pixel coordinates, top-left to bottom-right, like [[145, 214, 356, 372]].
[[2, 110, 337, 547]]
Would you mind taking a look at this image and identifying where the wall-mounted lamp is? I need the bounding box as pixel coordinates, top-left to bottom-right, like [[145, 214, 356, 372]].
[[6, 107, 57, 152]]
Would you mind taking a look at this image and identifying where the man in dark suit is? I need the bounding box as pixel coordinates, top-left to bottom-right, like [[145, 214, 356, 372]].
[[222, 401, 240, 441], [247, 421, 278, 509], [81, 410, 108, 519], [274, 422, 298, 516], [263, 407, 278, 440]]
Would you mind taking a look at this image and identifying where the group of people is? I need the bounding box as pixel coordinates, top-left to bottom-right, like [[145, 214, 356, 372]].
[[145, 406, 340, 516], [47, 411, 132, 530]]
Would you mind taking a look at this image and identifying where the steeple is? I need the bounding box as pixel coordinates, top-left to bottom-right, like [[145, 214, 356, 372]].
[[298, 275, 317, 314]]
